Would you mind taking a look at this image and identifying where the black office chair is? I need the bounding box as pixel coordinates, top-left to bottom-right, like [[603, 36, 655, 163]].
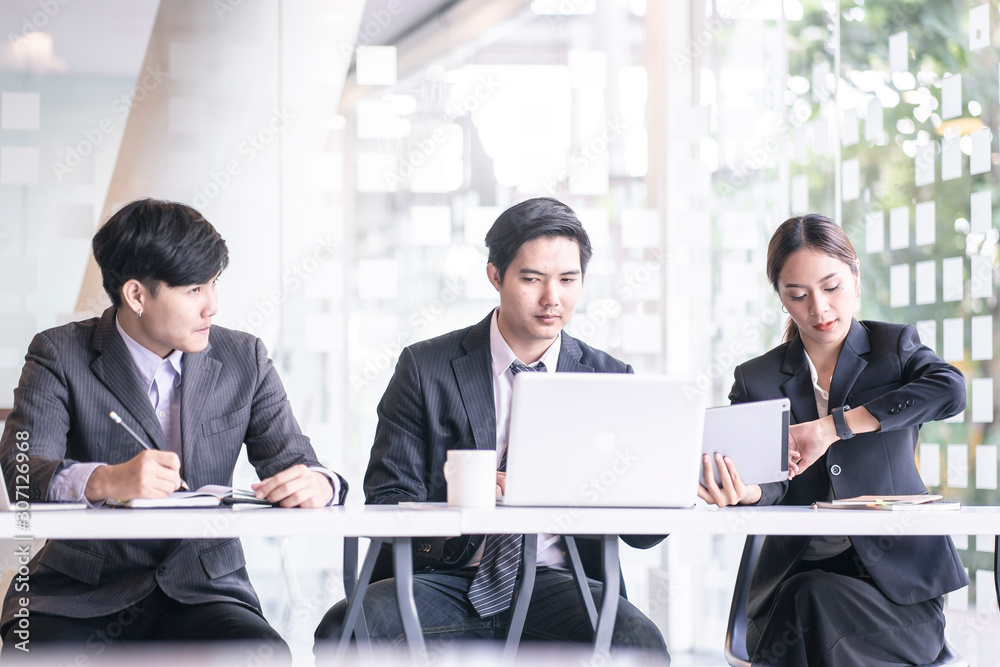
[[724, 535, 967, 667]]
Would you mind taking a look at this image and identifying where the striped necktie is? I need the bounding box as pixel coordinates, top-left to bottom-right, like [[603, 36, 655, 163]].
[[467, 360, 545, 618]]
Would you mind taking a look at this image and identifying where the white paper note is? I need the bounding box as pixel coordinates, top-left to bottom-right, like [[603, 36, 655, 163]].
[[865, 211, 885, 254], [842, 158, 859, 201], [621, 209, 661, 249], [970, 126, 991, 175], [890, 264, 910, 308], [915, 260, 936, 305], [410, 205, 452, 246], [947, 444, 968, 488], [971, 255, 992, 299], [842, 107, 859, 146], [915, 143, 935, 186], [865, 98, 883, 143], [943, 317, 964, 362], [791, 174, 808, 214], [972, 377, 993, 423], [889, 206, 909, 249], [942, 257, 964, 302], [812, 61, 830, 100], [0, 91, 40, 130], [889, 31, 908, 73], [919, 443, 940, 487], [813, 116, 828, 156], [915, 201, 936, 246], [971, 315, 993, 360], [916, 319, 937, 353], [971, 190, 992, 234], [942, 75, 962, 120], [977, 571, 999, 613], [941, 134, 962, 181], [970, 4, 990, 51], [976, 445, 998, 490]]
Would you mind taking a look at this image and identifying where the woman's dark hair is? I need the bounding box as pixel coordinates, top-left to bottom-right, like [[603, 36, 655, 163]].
[[485, 197, 593, 282], [767, 214, 859, 342], [92, 198, 229, 308]]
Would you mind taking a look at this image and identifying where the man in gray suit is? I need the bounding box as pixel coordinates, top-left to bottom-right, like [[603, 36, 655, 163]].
[[315, 198, 668, 660], [0, 199, 346, 660]]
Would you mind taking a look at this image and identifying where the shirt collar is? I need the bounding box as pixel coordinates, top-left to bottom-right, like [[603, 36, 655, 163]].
[[801, 350, 829, 401], [115, 314, 184, 392], [489, 307, 560, 379]]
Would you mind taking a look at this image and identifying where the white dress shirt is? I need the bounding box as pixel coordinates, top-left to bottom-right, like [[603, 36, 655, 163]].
[[466, 308, 567, 569]]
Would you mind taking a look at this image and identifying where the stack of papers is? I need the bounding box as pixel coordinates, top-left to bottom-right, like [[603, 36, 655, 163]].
[[811, 494, 960, 511]]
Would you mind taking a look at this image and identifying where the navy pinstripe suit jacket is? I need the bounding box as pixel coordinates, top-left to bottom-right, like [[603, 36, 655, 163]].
[[364, 311, 663, 584], [0, 307, 345, 626]]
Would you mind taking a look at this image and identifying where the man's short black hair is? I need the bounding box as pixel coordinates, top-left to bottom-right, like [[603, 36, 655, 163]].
[[92, 198, 229, 308], [485, 197, 593, 282]]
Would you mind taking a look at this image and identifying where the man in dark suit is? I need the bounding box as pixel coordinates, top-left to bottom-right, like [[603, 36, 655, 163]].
[[315, 198, 668, 658], [0, 199, 346, 660]]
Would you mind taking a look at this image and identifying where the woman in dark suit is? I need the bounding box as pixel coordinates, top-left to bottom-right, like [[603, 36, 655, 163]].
[[699, 214, 968, 666]]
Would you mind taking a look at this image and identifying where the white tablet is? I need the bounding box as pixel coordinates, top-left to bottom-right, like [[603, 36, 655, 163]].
[[701, 398, 790, 486]]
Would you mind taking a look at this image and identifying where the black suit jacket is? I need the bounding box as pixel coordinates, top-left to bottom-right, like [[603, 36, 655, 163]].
[[0, 307, 346, 626], [364, 312, 663, 583], [730, 320, 968, 618]]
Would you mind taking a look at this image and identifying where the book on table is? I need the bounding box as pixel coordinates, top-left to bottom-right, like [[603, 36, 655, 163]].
[[811, 494, 960, 511], [113, 485, 272, 508]]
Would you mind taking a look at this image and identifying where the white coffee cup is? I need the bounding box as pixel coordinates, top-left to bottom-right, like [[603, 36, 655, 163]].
[[443, 449, 496, 508]]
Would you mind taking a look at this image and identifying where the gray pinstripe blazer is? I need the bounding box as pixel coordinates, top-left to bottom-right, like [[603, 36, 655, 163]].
[[0, 307, 345, 626], [364, 311, 664, 584]]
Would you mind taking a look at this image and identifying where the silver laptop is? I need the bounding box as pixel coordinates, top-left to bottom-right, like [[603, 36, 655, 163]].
[[0, 465, 88, 511], [503, 373, 706, 508]]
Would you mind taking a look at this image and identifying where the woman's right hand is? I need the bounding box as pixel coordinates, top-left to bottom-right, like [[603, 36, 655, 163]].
[[697, 453, 762, 507]]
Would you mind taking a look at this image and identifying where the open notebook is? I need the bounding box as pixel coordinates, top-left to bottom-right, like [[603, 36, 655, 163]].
[[112, 485, 271, 508]]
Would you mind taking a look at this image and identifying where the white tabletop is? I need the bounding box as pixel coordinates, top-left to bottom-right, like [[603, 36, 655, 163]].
[[459, 505, 1000, 537], [0, 505, 461, 540], [2, 504, 998, 540]]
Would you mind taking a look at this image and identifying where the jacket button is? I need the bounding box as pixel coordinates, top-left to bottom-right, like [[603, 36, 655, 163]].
[[906, 399, 914, 406], [889, 407, 898, 414], [897, 403, 905, 410], [830, 465, 842, 476], [157, 566, 166, 576]]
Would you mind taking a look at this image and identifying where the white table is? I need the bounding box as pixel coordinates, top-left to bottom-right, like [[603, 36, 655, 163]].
[[5, 505, 997, 660]]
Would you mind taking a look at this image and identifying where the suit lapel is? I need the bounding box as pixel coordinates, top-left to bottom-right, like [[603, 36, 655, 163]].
[[452, 314, 496, 451], [556, 332, 595, 373], [179, 346, 221, 477], [89, 307, 167, 450], [778, 335, 819, 425], [828, 320, 870, 411]]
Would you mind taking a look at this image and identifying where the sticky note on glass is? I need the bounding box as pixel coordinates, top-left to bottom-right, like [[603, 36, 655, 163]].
[[842, 107, 859, 146], [889, 31, 908, 73], [813, 116, 828, 156], [890, 264, 910, 308], [941, 134, 962, 181], [812, 61, 829, 100], [947, 444, 968, 488], [971, 315, 992, 360], [865, 211, 885, 254], [942, 257, 964, 302], [971, 190, 992, 234], [941, 75, 962, 120], [943, 318, 964, 361], [916, 320, 937, 355], [915, 143, 935, 186], [1, 91, 40, 130], [919, 443, 940, 487], [972, 378, 993, 423], [969, 4, 990, 51], [915, 201, 936, 246], [971, 126, 991, 175], [889, 206, 909, 249], [791, 174, 808, 213], [842, 158, 859, 201], [976, 445, 998, 490], [620, 209, 661, 249], [410, 205, 452, 246], [915, 260, 936, 305], [971, 255, 992, 299], [865, 98, 883, 143]]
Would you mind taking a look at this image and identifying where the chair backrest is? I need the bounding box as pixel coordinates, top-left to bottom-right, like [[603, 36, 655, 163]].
[[724, 535, 762, 667], [723, 535, 968, 667]]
